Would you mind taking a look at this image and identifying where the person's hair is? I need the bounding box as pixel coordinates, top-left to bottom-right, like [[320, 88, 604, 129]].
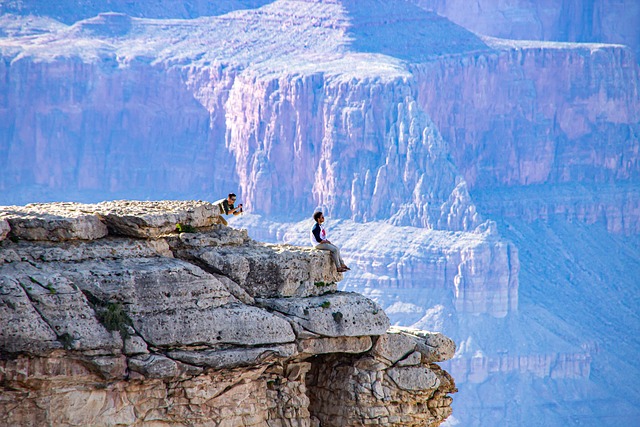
[[228, 193, 236, 199], [313, 211, 323, 222]]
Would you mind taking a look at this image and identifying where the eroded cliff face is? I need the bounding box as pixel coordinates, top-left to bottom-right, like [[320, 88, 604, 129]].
[[412, 42, 640, 233], [412, 0, 640, 61], [0, 200, 456, 427], [224, 71, 480, 229], [0, 57, 235, 197], [3, 3, 638, 234], [0, 3, 489, 231], [415, 45, 639, 187]]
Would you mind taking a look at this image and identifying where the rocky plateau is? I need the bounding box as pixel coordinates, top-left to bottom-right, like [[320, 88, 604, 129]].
[[0, 200, 457, 427]]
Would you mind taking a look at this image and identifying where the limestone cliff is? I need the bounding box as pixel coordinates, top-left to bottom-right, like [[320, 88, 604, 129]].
[[0, 200, 456, 427], [2, 1, 638, 234], [411, 39, 640, 233], [412, 0, 640, 62]]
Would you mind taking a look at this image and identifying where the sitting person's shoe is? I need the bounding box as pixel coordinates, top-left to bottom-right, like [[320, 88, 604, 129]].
[[337, 267, 348, 273], [341, 265, 351, 270]]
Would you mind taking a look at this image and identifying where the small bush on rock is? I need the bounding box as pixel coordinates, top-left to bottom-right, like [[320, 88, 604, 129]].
[[175, 223, 197, 233]]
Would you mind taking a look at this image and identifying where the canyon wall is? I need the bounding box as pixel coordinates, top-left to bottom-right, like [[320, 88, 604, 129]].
[[223, 71, 479, 229], [2, 3, 638, 233], [412, 0, 640, 61], [1, 2, 639, 425], [0, 7, 483, 230], [412, 42, 640, 233], [0, 56, 235, 199], [0, 200, 456, 426]]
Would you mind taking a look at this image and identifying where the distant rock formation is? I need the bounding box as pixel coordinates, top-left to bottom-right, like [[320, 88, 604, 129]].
[[1, 2, 638, 424], [1, 1, 638, 235], [0, 1, 491, 231], [412, 0, 640, 61], [0, 200, 456, 427]]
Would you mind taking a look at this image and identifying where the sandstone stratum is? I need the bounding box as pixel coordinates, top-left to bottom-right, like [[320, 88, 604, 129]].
[[0, 200, 456, 427]]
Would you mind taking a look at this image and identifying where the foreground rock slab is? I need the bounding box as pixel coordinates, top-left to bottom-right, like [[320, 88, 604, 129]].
[[0, 200, 456, 427], [0, 202, 108, 241], [91, 200, 221, 237]]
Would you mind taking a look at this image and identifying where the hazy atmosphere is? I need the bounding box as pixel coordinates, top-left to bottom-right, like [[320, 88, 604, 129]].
[[1, 1, 639, 426]]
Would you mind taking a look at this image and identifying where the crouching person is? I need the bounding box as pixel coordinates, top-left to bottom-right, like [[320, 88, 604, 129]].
[[214, 193, 243, 226]]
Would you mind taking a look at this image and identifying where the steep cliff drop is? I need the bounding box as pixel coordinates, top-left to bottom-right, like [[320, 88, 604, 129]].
[[0, 1, 639, 425], [0, 200, 457, 427]]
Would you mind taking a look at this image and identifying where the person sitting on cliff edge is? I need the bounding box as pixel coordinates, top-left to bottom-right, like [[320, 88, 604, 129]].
[[214, 193, 243, 226], [310, 211, 350, 273]]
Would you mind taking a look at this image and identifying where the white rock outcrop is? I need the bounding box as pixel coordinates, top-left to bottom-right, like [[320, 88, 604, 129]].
[[0, 200, 457, 427], [0, 202, 108, 241]]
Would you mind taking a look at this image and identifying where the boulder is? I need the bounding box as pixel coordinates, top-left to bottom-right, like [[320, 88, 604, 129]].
[[91, 200, 219, 237], [389, 326, 456, 363], [168, 344, 297, 369], [188, 243, 341, 298], [59, 257, 238, 315], [387, 366, 441, 392], [258, 292, 390, 338], [136, 304, 296, 348], [372, 332, 418, 365], [0, 203, 108, 242]]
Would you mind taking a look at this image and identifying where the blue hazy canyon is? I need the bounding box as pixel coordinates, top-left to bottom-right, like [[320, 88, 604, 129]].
[[1, 1, 639, 425]]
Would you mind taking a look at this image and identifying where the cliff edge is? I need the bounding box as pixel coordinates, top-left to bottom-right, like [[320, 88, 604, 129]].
[[0, 200, 456, 427]]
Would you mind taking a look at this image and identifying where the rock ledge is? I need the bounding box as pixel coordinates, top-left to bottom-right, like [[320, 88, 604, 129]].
[[0, 200, 456, 427]]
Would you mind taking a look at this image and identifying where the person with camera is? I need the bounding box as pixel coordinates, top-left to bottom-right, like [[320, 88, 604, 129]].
[[310, 211, 350, 273], [214, 193, 243, 226]]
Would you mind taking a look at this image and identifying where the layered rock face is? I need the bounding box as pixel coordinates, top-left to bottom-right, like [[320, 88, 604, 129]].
[[2, 1, 638, 234], [412, 0, 640, 61], [412, 41, 640, 233], [0, 2, 489, 231], [0, 56, 230, 199], [0, 200, 456, 427]]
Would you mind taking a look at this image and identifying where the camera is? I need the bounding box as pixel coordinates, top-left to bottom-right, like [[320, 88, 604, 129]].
[[238, 203, 243, 213]]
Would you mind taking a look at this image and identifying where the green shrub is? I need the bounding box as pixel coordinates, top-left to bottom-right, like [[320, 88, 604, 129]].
[[175, 223, 197, 233], [82, 290, 133, 340], [100, 302, 133, 339], [28, 276, 42, 285], [58, 333, 74, 350]]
